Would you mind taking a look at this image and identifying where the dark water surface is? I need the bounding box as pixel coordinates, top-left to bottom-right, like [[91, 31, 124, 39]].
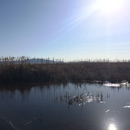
[[0, 83, 130, 130]]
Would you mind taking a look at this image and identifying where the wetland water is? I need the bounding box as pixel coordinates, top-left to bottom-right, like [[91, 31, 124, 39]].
[[0, 83, 130, 130]]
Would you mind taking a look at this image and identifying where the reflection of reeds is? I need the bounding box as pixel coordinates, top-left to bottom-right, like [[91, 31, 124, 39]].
[[52, 90, 106, 107]]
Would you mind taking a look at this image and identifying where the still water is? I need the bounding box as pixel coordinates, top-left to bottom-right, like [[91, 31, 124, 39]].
[[0, 83, 130, 130]]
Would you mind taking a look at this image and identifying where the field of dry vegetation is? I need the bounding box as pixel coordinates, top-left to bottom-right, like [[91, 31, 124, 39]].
[[0, 56, 130, 83]]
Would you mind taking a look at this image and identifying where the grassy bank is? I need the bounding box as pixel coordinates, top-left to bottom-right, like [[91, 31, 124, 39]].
[[0, 57, 130, 83]]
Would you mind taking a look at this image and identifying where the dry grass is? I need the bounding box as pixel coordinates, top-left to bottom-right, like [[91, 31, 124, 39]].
[[0, 56, 130, 83]]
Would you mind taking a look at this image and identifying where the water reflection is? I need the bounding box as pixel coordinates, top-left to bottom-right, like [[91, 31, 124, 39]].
[[62, 91, 105, 105], [0, 82, 130, 130], [108, 124, 117, 130], [0, 83, 110, 105]]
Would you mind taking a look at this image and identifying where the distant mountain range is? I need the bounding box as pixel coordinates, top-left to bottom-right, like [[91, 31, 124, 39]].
[[0, 58, 63, 64]]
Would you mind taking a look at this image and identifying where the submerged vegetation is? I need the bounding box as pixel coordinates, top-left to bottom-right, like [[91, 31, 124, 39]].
[[0, 56, 130, 83]]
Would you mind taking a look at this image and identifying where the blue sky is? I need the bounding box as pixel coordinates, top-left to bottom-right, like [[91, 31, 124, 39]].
[[0, 0, 130, 61]]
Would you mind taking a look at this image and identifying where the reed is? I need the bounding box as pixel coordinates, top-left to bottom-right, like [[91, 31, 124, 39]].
[[0, 56, 130, 83]]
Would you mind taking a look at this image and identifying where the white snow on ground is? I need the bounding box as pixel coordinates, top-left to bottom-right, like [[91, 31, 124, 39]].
[[103, 81, 130, 87], [103, 83, 120, 87], [123, 106, 130, 108]]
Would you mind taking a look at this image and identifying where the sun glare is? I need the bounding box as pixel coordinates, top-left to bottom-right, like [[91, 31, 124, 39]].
[[94, 0, 124, 13], [108, 124, 117, 130]]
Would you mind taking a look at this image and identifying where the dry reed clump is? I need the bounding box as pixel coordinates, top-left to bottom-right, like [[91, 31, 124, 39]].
[[0, 56, 130, 83]]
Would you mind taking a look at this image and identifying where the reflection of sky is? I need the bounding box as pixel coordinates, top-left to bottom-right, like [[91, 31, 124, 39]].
[[0, 83, 130, 129], [0, 0, 130, 60]]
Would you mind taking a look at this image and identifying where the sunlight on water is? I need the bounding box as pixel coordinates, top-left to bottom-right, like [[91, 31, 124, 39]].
[[108, 124, 117, 130]]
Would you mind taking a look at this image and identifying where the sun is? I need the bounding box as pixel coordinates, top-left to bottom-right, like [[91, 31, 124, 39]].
[[93, 0, 124, 13]]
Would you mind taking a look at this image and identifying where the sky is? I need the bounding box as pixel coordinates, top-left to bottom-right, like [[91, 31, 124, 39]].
[[0, 0, 130, 61]]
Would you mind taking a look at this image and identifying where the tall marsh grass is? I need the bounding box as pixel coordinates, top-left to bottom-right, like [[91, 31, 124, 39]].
[[0, 56, 130, 83]]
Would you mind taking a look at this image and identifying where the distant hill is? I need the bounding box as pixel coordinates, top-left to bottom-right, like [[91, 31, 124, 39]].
[[0, 58, 63, 64]]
